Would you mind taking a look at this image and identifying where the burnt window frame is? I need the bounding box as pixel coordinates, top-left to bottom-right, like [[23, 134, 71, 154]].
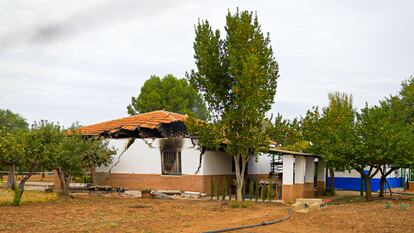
[[161, 149, 182, 175]]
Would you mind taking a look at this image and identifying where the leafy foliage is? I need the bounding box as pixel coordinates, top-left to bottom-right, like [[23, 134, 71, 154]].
[[127, 74, 209, 120], [304, 92, 356, 171], [0, 109, 28, 172], [44, 126, 116, 195], [268, 114, 310, 151], [0, 109, 28, 132], [186, 9, 279, 201]]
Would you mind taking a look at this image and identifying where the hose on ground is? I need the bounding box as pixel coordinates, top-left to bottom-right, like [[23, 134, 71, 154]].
[[201, 207, 292, 233]]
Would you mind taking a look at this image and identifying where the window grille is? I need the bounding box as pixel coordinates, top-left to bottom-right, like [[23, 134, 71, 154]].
[[161, 150, 182, 175]]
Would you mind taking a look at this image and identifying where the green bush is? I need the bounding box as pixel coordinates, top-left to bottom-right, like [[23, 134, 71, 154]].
[[141, 189, 151, 194], [230, 200, 250, 208], [261, 185, 267, 202], [241, 201, 250, 208], [323, 188, 336, 196], [384, 202, 392, 209], [399, 202, 410, 210], [230, 200, 239, 208], [267, 179, 273, 201], [248, 181, 255, 201], [255, 182, 260, 202]]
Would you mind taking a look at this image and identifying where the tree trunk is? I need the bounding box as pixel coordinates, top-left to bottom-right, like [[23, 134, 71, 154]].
[[364, 175, 372, 200], [57, 168, 70, 195], [7, 164, 16, 190], [379, 176, 386, 197], [90, 166, 97, 185], [234, 155, 248, 202], [12, 184, 24, 206], [329, 168, 335, 194]]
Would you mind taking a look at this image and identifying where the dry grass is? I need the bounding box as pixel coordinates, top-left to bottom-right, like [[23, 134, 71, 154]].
[[1, 190, 414, 233], [0, 188, 57, 206]]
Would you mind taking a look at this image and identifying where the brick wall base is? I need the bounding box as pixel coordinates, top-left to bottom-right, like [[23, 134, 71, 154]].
[[96, 173, 234, 194], [408, 182, 414, 192], [304, 182, 314, 198], [294, 183, 305, 199], [282, 183, 308, 203], [282, 184, 294, 203]]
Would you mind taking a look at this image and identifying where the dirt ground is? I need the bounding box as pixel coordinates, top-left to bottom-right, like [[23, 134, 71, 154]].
[[1, 190, 413, 233]]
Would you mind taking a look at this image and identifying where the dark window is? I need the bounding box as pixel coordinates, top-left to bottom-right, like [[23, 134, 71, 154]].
[[161, 150, 182, 175]]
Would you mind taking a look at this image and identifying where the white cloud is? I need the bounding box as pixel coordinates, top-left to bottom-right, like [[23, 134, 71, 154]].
[[0, 0, 413, 126]]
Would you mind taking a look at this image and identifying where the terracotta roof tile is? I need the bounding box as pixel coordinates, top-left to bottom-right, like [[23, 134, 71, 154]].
[[78, 110, 187, 136]]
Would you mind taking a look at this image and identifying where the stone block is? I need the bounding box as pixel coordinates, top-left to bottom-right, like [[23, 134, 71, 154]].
[[181, 191, 202, 199], [124, 190, 142, 198]]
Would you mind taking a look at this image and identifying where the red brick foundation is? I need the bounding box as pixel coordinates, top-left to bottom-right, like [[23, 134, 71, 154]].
[[304, 182, 314, 197], [282, 184, 294, 203], [408, 182, 414, 192], [96, 173, 233, 194], [282, 183, 307, 203]]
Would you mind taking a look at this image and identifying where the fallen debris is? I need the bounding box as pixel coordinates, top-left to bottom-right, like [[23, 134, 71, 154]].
[[124, 190, 142, 198], [157, 190, 182, 195], [151, 191, 173, 199], [181, 191, 202, 199]]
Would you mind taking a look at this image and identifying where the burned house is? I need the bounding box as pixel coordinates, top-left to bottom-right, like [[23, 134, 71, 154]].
[[75, 110, 324, 203]]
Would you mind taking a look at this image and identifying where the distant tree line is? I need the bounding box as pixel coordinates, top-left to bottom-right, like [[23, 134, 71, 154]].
[[269, 76, 414, 200]]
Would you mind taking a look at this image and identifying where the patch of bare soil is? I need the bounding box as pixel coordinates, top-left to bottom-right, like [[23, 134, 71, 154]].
[[1, 194, 413, 233]]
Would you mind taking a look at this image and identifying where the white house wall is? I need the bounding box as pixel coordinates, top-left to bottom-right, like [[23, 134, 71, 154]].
[[248, 153, 272, 175], [97, 138, 161, 174], [97, 138, 233, 176], [202, 151, 233, 175]]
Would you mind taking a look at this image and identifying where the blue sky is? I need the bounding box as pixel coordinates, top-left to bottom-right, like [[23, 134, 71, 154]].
[[0, 0, 413, 126]]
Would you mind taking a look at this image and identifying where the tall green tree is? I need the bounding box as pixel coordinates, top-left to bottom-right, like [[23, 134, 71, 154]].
[[0, 109, 28, 188], [303, 92, 356, 194], [187, 10, 278, 201], [127, 74, 209, 120]]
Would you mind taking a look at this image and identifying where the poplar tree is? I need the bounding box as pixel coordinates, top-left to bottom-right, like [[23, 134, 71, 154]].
[[187, 9, 278, 201]]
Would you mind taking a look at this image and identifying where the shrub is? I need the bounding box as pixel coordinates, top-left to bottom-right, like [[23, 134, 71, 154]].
[[384, 202, 392, 209], [248, 181, 255, 201], [211, 178, 215, 200], [215, 179, 220, 200], [323, 188, 336, 196], [261, 184, 266, 202], [255, 182, 260, 202], [241, 201, 250, 208], [399, 202, 410, 210], [230, 200, 239, 208], [141, 189, 151, 194], [267, 179, 273, 201]]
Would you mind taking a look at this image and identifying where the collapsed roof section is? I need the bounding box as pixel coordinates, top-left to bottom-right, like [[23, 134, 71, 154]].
[[77, 110, 188, 138]]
